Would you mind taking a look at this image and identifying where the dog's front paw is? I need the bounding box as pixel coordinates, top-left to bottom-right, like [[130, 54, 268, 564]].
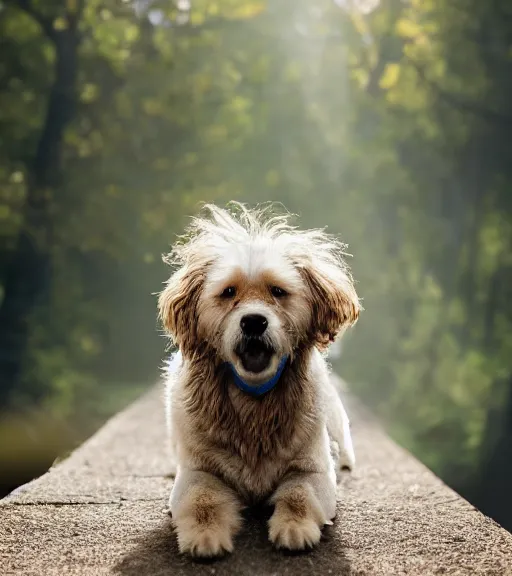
[[175, 520, 235, 557], [268, 485, 328, 551], [172, 486, 242, 558], [269, 513, 322, 550]]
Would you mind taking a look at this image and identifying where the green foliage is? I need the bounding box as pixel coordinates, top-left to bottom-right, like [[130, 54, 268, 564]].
[[1, 0, 512, 511]]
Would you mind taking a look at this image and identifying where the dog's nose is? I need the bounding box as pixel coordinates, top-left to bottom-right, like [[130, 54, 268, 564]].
[[240, 314, 268, 337]]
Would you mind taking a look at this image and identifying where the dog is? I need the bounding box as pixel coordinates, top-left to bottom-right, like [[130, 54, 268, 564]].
[[158, 203, 360, 557]]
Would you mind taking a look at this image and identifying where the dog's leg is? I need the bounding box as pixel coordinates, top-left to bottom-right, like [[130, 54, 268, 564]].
[[268, 471, 336, 551], [169, 468, 243, 557], [324, 378, 356, 472]]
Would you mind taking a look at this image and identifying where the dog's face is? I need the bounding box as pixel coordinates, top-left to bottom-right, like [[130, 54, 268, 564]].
[[196, 240, 311, 383], [159, 204, 361, 383]]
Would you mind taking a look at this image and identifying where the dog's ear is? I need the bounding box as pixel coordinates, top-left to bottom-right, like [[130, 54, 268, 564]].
[[299, 258, 361, 350], [158, 263, 205, 356]]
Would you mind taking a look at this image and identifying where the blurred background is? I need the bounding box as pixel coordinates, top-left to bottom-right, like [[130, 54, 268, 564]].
[[1, 0, 511, 531]]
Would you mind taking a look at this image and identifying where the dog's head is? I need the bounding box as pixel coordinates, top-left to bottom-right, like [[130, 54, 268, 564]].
[[159, 203, 361, 384]]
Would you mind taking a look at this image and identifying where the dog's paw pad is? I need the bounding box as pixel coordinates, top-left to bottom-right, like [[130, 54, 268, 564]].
[[268, 515, 322, 550]]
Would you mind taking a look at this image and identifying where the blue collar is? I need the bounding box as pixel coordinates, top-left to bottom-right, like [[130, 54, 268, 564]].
[[227, 356, 288, 397]]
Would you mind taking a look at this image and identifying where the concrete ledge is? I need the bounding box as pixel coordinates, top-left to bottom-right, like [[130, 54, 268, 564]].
[[2, 378, 512, 575]]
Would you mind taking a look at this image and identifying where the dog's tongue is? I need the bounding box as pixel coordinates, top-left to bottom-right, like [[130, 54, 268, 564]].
[[241, 349, 270, 373], [239, 340, 272, 374]]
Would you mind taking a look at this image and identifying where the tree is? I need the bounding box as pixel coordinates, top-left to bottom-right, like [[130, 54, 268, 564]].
[[0, 0, 83, 404]]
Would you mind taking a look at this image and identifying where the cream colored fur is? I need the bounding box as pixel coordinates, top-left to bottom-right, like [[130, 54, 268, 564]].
[[159, 203, 360, 557]]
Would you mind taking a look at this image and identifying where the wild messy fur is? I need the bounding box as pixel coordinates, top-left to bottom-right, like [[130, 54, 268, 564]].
[[159, 203, 360, 557]]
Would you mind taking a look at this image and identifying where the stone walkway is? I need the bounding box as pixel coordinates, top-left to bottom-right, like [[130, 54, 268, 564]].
[[2, 379, 512, 575]]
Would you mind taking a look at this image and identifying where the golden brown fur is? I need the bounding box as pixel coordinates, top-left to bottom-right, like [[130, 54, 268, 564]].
[[175, 347, 316, 498], [159, 203, 360, 557]]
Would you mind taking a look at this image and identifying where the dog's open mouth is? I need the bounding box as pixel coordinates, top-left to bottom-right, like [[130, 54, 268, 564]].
[[236, 338, 274, 374]]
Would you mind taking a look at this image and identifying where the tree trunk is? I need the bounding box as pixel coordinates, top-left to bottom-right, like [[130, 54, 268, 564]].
[[0, 28, 78, 407]]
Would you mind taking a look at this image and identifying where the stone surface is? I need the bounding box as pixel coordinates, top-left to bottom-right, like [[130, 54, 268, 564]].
[[1, 378, 512, 575]]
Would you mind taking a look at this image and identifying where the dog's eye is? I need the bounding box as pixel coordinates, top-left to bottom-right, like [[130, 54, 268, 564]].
[[220, 286, 236, 299], [270, 286, 288, 298]]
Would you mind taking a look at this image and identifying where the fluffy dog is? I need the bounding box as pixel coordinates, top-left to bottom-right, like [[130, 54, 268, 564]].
[[158, 203, 360, 557]]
